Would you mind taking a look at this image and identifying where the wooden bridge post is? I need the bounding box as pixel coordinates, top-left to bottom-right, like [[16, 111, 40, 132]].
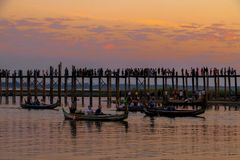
[[27, 71, 31, 97], [58, 63, 62, 101], [175, 72, 178, 91], [224, 70, 227, 99], [116, 75, 120, 104], [71, 66, 77, 110], [106, 71, 112, 106], [184, 74, 188, 96], [147, 76, 150, 91], [136, 76, 139, 91], [203, 71, 206, 91], [206, 72, 209, 100], [107, 76, 110, 104], [42, 73, 46, 102], [19, 70, 23, 102], [171, 71, 175, 90], [196, 73, 199, 92], [128, 76, 131, 91], [81, 76, 84, 106], [234, 71, 238, 100], [50, 66, 54, 104], [192, 69, 195, 96], [109, 74, 112, 105], [228, 71, 231, 98], [6, 71, 9, 97], [98, 76, 101, 106], [71, 66, 77, 99], [34, 71, 38, 100], [144, 76, 147, 93], [124, 76, 127, 98], [0, 72, 2, 97], [12, 72, 16, 97], [181, 70, 185, 91], [89, 75, 93, 107], [217, 74, 220, 98], [154, 75, 157, 99], [64, 68, 68, 104], [214, 73, 217, 99], [165, 74, 168, 91], [162, 74, 165, 92]]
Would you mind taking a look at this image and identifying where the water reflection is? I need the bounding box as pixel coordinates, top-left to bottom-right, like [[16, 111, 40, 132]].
[[0, 97, 240, 159], [63, 120, 129, 138], [12, 96, 16, 104], [5, 96, 9, 104], [1, 96, 240, 112], [69, 120, 77, 138], [207, 104, 240, 111]]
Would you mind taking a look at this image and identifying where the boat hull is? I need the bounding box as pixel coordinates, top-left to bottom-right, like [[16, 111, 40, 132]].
[[143, 107, 206, 117], [163, 100, 206, 106], [116, 105, 144, 112], [21, 101, 60, 109], [63, 108, 128, 121]]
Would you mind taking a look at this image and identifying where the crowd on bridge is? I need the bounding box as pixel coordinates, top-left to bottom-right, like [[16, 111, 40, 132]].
[[0, 66, 237, 77]]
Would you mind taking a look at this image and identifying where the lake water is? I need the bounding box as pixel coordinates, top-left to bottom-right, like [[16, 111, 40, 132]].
[[0, 97, 240, 160]]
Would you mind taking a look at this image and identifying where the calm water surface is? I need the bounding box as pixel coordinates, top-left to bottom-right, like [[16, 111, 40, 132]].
[[0, 98, 240, 160]]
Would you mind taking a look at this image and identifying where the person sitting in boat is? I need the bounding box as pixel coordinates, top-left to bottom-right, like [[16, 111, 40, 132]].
[[123, 98, 128, 106], [118, 98, 128, 110], [40, 99, 45, 105], [129, 102, 134, 107], [26, 95, 32, 104], [133, 99, 138, 106], [35, 98, 40, 105], [148, 98, 155, 108], [85, 105, 94, 115], [95, 105, 104, 115], [69, 101, 77, 113], [165, 106, 175, 111]]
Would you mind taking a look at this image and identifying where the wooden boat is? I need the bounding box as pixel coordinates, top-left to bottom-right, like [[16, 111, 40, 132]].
[[163, 98, 206, 106], [162, 94, 208, 107], [21, 100, 60, 109], [116, 104, 144, 112], [62, 107, 128, 121], [143, 106, 206, 117]]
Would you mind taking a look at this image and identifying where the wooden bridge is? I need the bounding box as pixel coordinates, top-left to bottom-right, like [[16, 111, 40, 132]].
[[0, 63, 239, 106]]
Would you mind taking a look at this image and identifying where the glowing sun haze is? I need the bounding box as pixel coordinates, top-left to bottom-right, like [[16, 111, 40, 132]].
[[0, 0, 240, 70]]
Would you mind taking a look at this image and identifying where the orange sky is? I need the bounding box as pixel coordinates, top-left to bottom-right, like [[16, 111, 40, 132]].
[[0, 0, 240, 69]]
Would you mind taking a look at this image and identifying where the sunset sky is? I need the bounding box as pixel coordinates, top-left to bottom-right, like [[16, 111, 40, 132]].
[[0, 0, 240, 70]]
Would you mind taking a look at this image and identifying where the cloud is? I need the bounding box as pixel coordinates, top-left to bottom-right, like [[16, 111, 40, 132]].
[[48, 22, 67, 29], [73, 25, 89, 29], [1, 16, 240, 69], [199, 25, 240, 42], [44, 17, 73, 23], [180, 23, 201, 29], [88, 25, 111, 33], [103, 43, 116, 50], [15, 19, 45, 27], [0, 19, 11, 26], [127, 31, 149, 41], [168, 23, 240, 43], [134, 27, 164, 34]]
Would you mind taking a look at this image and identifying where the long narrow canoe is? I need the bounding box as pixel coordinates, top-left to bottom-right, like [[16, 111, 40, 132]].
[[143, 106, 206, 117], [116, 104, 144, 112], [163, 99, 206, 106], [62, 107, 128, 121], [21, 101, 60, 109]]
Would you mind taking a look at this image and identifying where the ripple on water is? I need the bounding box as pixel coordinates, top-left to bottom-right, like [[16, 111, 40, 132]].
[[0, 102, 240, 160]]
